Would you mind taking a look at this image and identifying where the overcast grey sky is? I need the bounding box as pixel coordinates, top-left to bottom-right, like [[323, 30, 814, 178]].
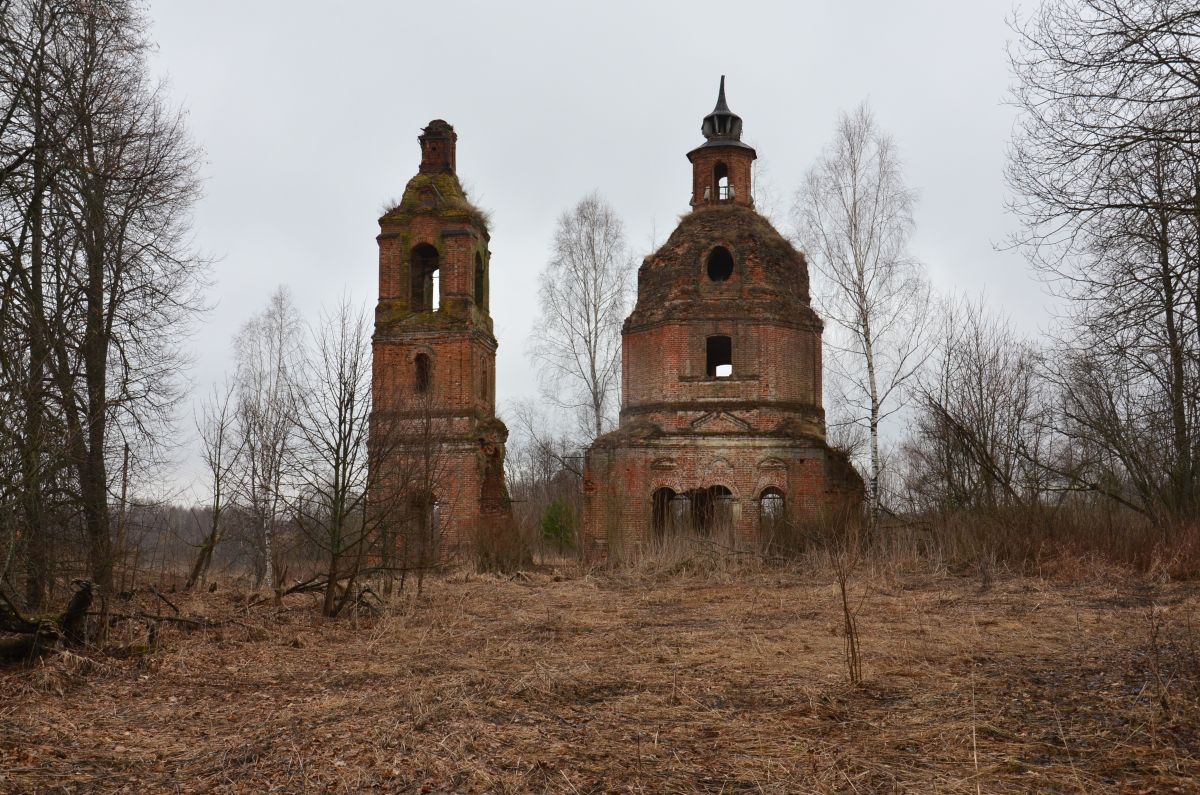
[[147, 0, 1038, 497]]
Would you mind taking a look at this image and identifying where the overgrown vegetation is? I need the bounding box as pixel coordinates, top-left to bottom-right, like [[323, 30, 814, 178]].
[[2, 565, 1198, 792]]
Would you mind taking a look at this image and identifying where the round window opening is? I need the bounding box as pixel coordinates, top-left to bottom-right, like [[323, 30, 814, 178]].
[[706, 246, 734, 282]]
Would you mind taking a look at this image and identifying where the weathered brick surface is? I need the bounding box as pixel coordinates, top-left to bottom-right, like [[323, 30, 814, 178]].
[[369, 120, 510, 557], [583, 89, 864, 553], [688, 147, 755, 208]]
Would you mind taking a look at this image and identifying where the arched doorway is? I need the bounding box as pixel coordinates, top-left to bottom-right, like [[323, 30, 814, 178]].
[[651, 488, 676, 538], [758, 487, 786, 548], [686, 485, 734, 541]]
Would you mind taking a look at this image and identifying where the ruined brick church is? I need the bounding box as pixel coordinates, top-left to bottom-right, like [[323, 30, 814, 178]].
[[371, 80, 861, 557], [580, 79, 862, 552]]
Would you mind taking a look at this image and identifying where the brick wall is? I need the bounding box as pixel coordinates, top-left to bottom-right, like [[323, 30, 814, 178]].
[[582, 439, 848, 552], [621, 321, 821, 412]]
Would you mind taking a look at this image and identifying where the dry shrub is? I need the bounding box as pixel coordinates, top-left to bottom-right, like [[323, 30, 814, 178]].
[[1150, 524, 1200, 581], [905, 506, 1200, 581], [492, 500, 1198, 588], [470, 519, 531, 574], [745, 503, 1200, 584], [782, 504, 869, 683], [604, 533, 768, 582]]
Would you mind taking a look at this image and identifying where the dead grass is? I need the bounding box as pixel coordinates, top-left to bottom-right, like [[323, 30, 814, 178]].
[[1, 565, 1198, 793]]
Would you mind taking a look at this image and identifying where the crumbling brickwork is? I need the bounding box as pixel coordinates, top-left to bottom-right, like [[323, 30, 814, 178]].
[[370, 120, 511, 560], [583, 79, 864, 554]]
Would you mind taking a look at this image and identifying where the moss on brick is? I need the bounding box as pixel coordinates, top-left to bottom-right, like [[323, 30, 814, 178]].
[[380, 172, 491, 232]]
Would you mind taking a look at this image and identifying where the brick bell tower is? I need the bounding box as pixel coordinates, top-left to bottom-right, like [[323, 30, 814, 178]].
[[582, 79, 863, 556], [370, 120, 511, 558]]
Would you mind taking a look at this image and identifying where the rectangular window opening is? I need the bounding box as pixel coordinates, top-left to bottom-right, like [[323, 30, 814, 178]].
[[706, 335, 732, 378]]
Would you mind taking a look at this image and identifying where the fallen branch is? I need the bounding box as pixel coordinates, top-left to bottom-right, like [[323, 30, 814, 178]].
[[148, 586, 181, 615], [0, 581, 94, 663]]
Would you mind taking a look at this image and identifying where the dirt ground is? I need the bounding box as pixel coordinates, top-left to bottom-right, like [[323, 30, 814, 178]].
[[2, 565, 1198, 794]]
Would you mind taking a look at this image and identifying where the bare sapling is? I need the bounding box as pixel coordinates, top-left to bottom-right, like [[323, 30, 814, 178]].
[[826, 503, 865, 685]]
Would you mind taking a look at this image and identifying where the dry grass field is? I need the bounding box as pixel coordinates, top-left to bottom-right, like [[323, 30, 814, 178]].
[[2, 560, 1199, 794]]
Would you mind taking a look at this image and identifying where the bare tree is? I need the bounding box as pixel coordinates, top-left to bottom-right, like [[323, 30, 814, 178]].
[[234, 287, 302, 591], [290, 298, 374, 616], [529, 192, 632, 442], [1008, 0, 1200, 519], [793, 103, 932, 525], [0, 0, 65, 608], [184, 381, 241, 591], [504, 399, 583, 553], [903, 297, 1058, 515], [0, 0, 205, 608]]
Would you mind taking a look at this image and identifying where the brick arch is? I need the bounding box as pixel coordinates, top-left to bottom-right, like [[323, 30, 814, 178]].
[[754, 472, 787, 498], [706, 482, 739, 500], [406, 234, 440, 252], [649, 478, 687, 497], [406, 346, 435, 363], [705, 458, 738, 496]]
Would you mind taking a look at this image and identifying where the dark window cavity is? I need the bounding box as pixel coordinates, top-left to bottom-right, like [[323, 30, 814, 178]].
[[706, 335, 732, 378], [706, 246, 734, 282], [414, 353, 431, 394], [410, 492, 439, 545], [691, 485, 734, 536], [474, 252, 486, 310]]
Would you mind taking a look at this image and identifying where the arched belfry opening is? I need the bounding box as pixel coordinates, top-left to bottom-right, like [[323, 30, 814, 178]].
[[410, 244, 440, 312], [714, 162, 730, 200]]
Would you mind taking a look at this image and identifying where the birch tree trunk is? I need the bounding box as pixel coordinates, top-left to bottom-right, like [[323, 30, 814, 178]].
[[793, 103, 932, 527]]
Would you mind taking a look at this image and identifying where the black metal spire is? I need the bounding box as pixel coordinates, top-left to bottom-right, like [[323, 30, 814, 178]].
[[701, 75, 743, 141], [714, 75, 730, 112]]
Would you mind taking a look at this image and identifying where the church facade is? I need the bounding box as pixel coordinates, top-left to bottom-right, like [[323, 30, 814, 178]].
[[581, 79, 863, 554]]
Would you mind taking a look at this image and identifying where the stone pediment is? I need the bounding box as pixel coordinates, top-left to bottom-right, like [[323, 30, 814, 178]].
[[689, 411, 751, 433]]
